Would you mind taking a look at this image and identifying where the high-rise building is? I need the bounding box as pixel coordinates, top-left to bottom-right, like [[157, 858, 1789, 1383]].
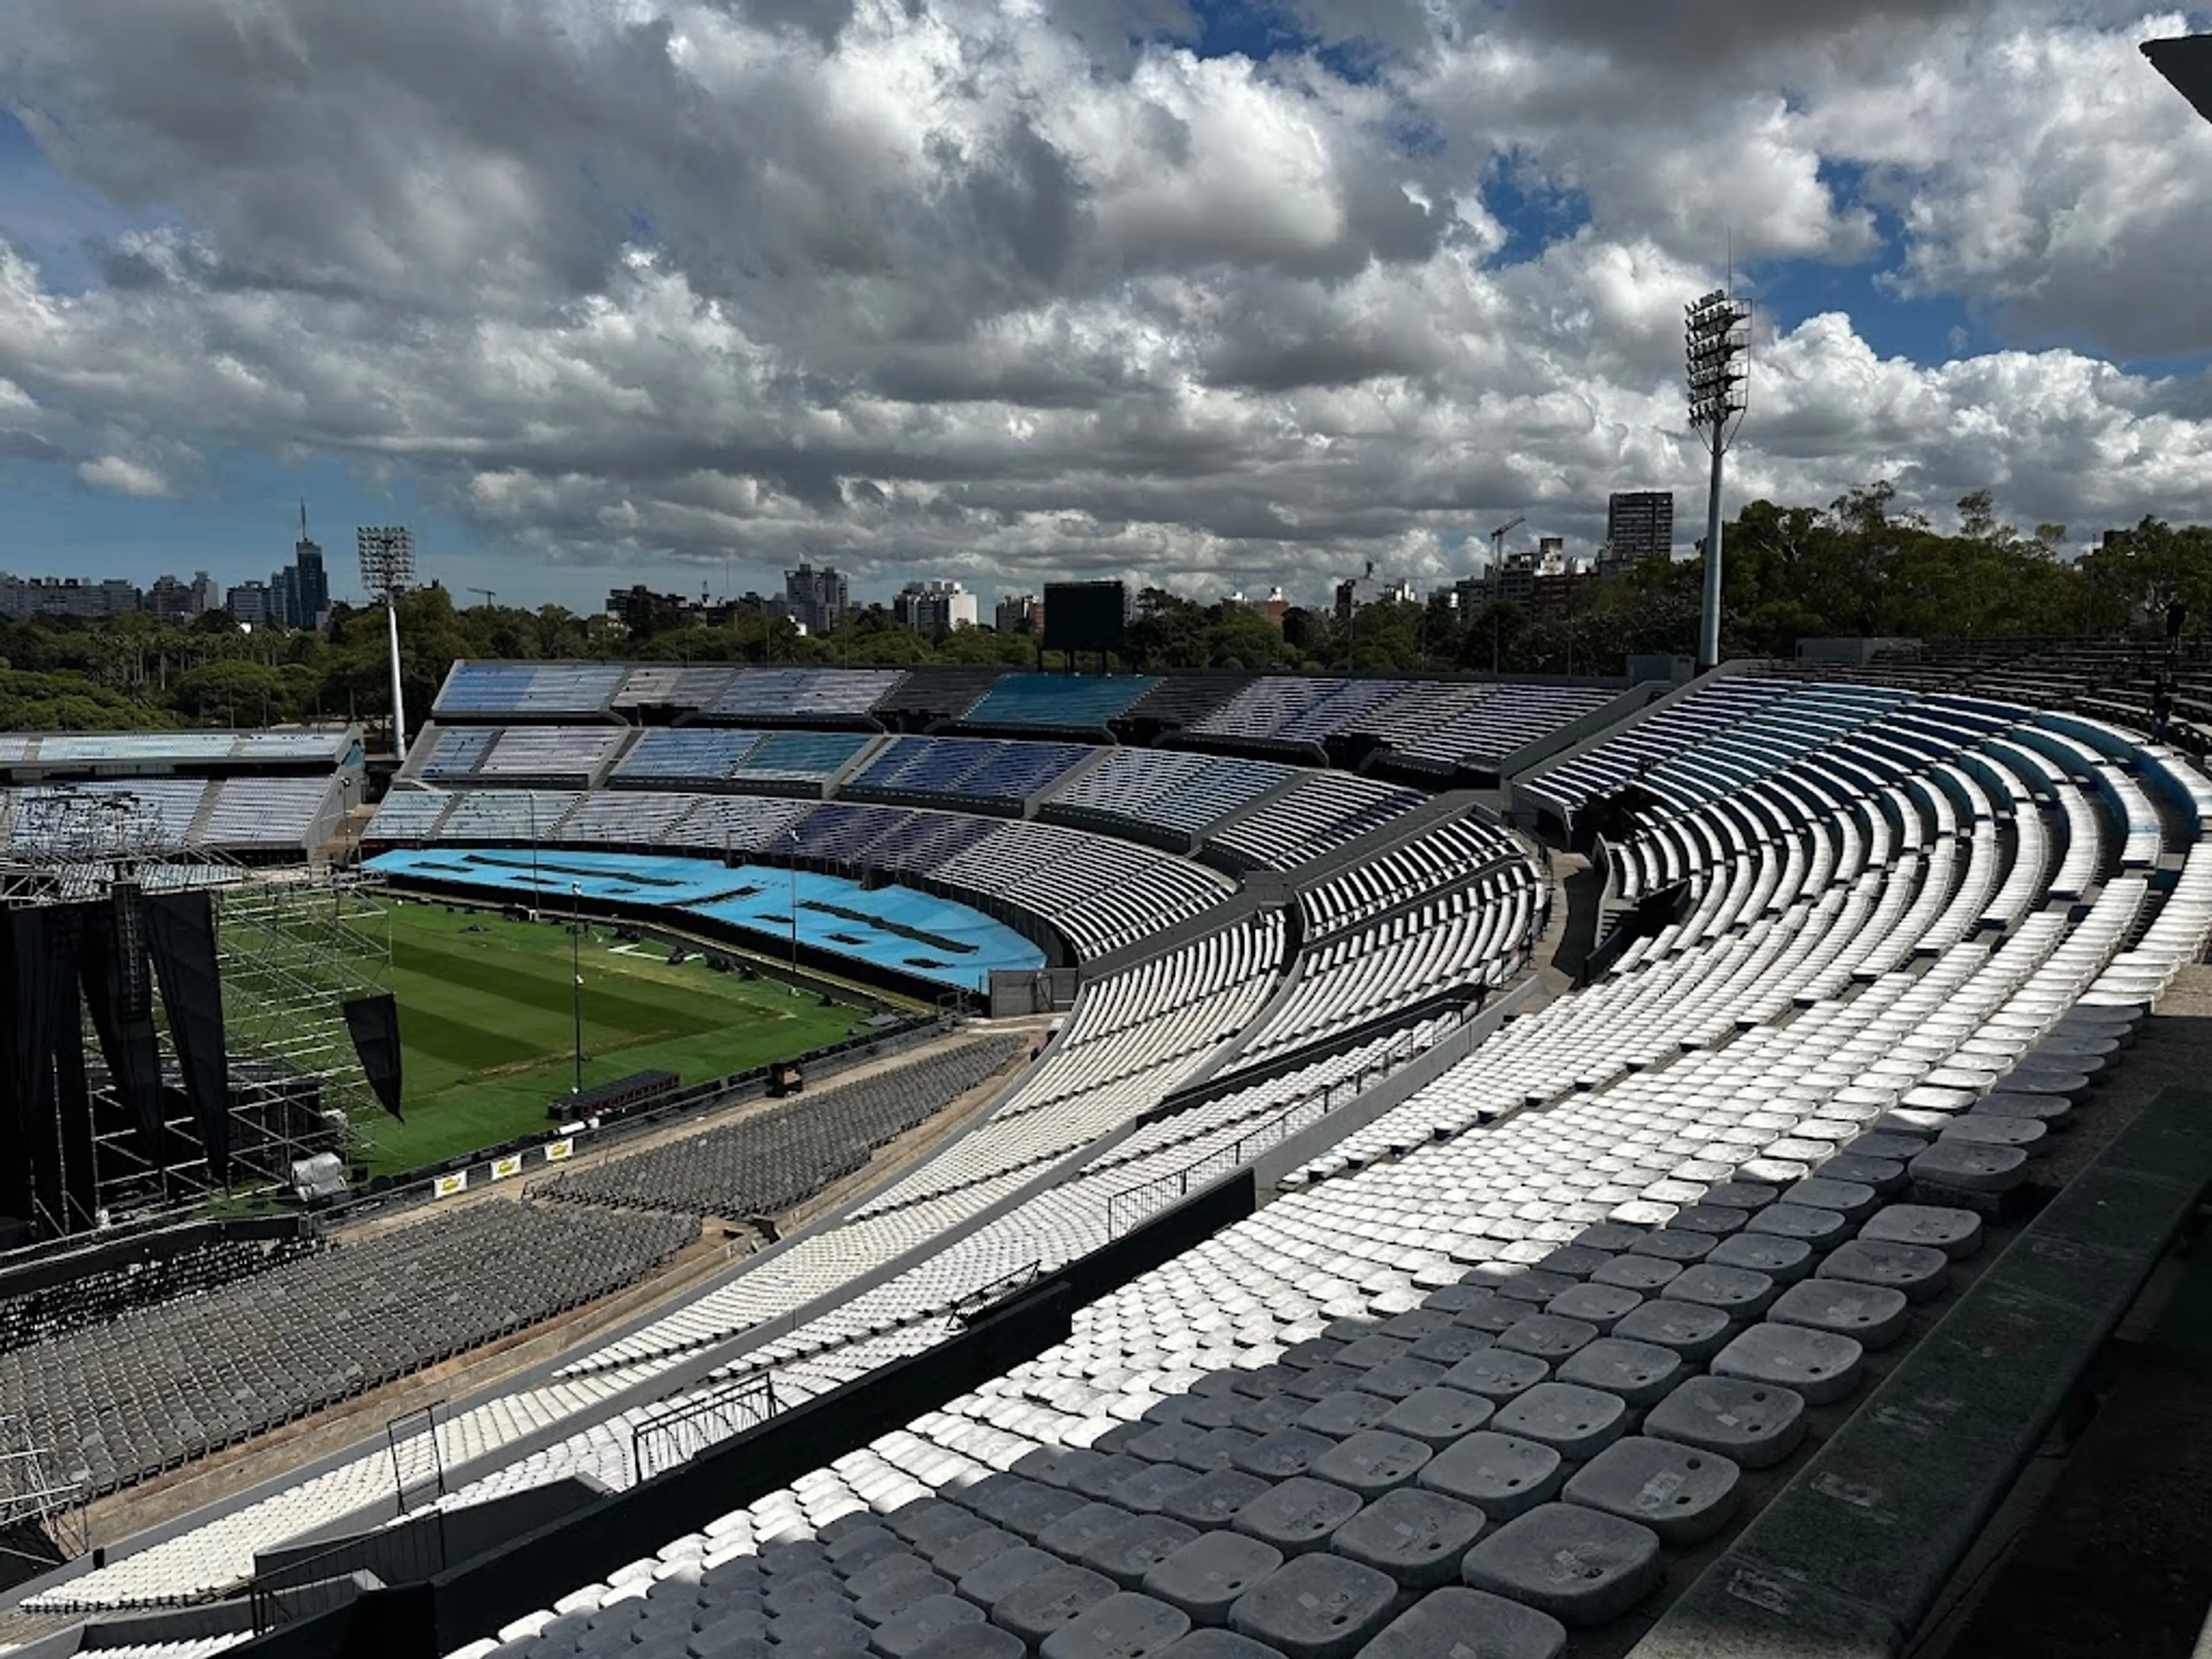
[[893, 579, 979, 633], [1603, 491, 1675, 575], [0, 574, 140, 620], [291, 503, 329, 627], [145, 572, 214, 623], [995, 592, 1044, 634], [782, 562, 848, 635], [605, 584, 698, 631], [1483, 540, 1594, 615], [272, 564, 301, 628], [226, 580, 275, 626], [263, 503, 332, 628]]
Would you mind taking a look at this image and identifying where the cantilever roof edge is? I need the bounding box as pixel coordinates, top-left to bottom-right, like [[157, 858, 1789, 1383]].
[[2145, 33, 2212, 124]]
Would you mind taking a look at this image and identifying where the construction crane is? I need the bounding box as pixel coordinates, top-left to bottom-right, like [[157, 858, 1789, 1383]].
[[468, 588, 497, 608], [1489, 516, 1527, 568]]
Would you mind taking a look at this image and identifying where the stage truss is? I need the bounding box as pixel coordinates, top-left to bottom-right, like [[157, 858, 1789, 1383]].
[[1, 786, 395, 1225], [0, 1414, 86, 1567]]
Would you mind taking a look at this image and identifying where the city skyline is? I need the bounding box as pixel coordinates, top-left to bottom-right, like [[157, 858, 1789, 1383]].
[[1, 4, 2208, 613], [0, 493, 1676, 622]]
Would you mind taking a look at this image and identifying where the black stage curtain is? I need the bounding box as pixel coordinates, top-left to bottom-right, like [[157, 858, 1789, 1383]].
[[144, 891, 232, 1185], [343, 993, 406, 1120], [52, 1007, 96, 1226], [77, 892, 167, 1168], [1, 907, 87, 1232]]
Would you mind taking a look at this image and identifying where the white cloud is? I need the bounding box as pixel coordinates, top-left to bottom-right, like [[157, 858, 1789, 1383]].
[[0, 0, 2205, 597], [75, 453, 170, 496]]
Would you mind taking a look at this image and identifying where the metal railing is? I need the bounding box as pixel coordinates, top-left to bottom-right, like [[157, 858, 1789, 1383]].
[[631, 1370, 779, 1484], [248, 1507, 447, 1633], [1101, 995, 1501, 1237], [945, 1259, 1043, 1332], [386, 1402, 444, 1516]]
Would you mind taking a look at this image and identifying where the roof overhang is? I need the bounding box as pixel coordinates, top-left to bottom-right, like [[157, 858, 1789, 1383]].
[[2145, 34, 2212, 124]]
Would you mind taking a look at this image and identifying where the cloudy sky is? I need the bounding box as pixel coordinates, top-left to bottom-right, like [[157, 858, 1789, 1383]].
[[1, 0, 2209, 613]]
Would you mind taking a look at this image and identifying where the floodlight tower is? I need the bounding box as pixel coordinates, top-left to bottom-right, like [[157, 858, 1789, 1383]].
[[357, 527, 416, 756], [1686, 289, 1751, 673]]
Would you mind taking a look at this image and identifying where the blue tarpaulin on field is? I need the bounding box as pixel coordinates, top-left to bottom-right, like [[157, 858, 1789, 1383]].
[[365, 847, 1044, 992]]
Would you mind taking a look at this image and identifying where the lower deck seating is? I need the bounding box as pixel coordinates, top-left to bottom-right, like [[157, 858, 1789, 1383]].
[[0, 779, 210, 851], [196, 775, 342, 850], [5, 1204, 692, 1503], [0, 1235, 323, 1354], [370, 787, 1236, 963], [536, 1038, 1029, 1221]]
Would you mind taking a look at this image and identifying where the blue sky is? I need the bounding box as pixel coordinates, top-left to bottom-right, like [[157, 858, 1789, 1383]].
[[1, 2, 2209, 613]]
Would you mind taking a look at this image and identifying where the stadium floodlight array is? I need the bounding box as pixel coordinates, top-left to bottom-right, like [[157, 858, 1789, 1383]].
[[1686, 287, 1751, 673], [357, 527, 416, 755]]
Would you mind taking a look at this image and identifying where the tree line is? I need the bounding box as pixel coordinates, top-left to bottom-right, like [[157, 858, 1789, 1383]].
[[3, 483, 2209, 733]]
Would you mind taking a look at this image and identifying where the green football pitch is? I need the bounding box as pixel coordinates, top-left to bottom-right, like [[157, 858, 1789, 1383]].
[[359, 902, 865, 1175]]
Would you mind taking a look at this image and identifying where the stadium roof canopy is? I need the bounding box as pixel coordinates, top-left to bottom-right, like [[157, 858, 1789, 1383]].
[[2146, 33, 2212, 124]]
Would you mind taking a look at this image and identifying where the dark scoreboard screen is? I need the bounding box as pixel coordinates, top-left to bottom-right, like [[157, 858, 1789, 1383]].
[[1042, 581, 1128, 654]]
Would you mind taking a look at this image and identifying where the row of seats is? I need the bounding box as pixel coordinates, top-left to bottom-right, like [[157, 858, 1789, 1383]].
[[708, 669, 911, 723], [961, 676, 1160, 731], [1235, 872, 1542, 1069], [1044, 751, 1298, 844], [615, 729, 804, 787], [1209, 775, 1426, 872], [0, 1235, 323, 1355], [1191, 677, 1616, 771], [429, 664, 1615, 769], [418, 725, 872, 792], [434, 664, 631, 718], [848, 738, 1096, 808], [190, 775, 347, 850], [5, 1203, 692, 1503], [612, 665, 748, 713], [537, 1038, 1031, 1223], [1296, 816, 1526, 942], [0, 773, 346, 855]]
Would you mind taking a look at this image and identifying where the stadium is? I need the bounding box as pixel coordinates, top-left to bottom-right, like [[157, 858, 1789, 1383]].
[[0, 29, 2202, 1659], [0, 626, 2203, 1659]]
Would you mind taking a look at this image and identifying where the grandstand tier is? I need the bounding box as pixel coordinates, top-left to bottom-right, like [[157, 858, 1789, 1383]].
[[957, 673, 1158, 733], [329, 679, 2202, 1659], [0, 726, 363, 860], [13, 661, 2212, 1659], [418, 661, 1624, 768], [365, 846, 1050, 993]]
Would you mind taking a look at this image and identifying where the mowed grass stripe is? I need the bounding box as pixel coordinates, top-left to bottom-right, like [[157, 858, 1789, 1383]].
[[388, 931, 712, 1041], [355, 902, 863, 1173], [384, 1000, 547, 1083]]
